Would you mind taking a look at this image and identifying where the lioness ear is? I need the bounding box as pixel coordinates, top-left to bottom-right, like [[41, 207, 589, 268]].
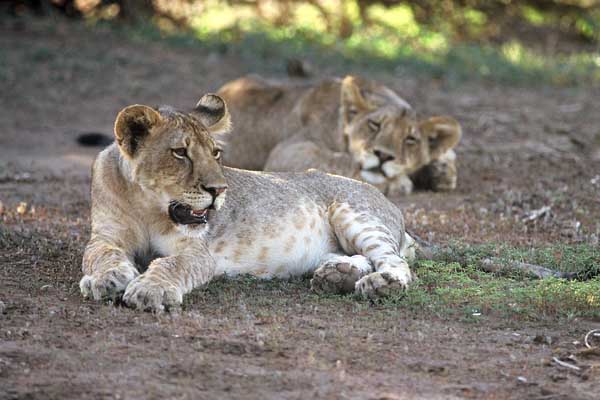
[[340, 75, 371, 123], [420, 116, 462, 160], [114, 104, 161, 158], [193, 93, 231, 135]]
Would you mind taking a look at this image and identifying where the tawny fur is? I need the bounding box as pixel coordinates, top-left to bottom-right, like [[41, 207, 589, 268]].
[[218, 75, 462, 196], [80, 95, 417, 311]]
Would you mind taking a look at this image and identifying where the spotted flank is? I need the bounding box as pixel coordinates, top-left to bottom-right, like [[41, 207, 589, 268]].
[[211, 200, 413, 298], [211, 202, 337, 279]]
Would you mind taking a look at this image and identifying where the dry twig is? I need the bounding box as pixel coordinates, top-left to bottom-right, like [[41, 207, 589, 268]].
[[552, 357, 581, 371]]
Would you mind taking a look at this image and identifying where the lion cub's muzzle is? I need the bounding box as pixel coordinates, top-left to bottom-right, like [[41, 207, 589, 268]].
[[168, 184, 227, 225]]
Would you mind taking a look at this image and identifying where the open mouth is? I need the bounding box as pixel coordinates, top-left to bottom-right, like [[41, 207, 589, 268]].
[[168, 202, 210, 225], [363, 165, 388, 178]]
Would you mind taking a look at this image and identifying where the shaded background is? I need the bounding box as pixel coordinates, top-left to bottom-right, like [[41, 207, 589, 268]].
[[6, 0, 600, 84]]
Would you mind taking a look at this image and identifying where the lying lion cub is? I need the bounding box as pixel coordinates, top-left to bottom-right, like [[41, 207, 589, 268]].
[[79, 94, 418, 311], [218, 75, 462, 196]]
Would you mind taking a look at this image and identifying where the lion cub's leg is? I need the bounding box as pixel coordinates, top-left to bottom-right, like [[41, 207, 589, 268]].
[[79, 238, 140, 301], [122, 239, 216, 312], [328, 202, 413, 298], [310, 254, 372, 294]]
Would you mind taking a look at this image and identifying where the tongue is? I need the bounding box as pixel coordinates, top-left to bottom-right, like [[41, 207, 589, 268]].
[[191, 209, 208, 217]]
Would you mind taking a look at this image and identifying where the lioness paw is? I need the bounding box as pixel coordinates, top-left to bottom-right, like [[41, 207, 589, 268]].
[[122, 274, 183, 312], [80, 264, 139, 301], [311, 255, 372, 294], [429, 159, 457, 192], [355, 265, 412, 299], [387, 175, 414, 196]]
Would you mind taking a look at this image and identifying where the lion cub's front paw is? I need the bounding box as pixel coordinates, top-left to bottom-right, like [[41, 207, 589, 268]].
[[311, 255, 372, 294], [80, 264, 139, 301], [355, 264, 413, 299], [122, 274, 183, 312]]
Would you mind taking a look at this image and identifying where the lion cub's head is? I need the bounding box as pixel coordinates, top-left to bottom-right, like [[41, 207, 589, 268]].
[[114, 94, 231, 233], [340, 76, 462, 186]]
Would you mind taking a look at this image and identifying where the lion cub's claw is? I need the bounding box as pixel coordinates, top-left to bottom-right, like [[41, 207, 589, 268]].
[[122, 274, 183, 312], [311, 262, 359, 294], [79, 266, 138, 301]]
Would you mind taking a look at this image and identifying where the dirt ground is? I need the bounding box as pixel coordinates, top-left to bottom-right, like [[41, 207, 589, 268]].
[[1, 17, 600, 400]]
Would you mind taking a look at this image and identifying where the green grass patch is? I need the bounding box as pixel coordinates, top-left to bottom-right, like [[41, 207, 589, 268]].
[[382, 243, 600, 320], [395, 260, 600, 321]]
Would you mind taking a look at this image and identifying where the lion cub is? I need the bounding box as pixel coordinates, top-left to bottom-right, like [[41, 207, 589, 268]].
[[79, 94, 417, 311], [218, 75, 462, 196]]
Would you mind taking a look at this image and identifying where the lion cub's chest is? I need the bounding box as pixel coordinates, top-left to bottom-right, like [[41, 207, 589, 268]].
[[210, 204, 338, 278]]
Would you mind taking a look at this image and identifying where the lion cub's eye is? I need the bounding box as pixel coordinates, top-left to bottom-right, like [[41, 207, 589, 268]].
[[367, 120, 381, 133], [405, 136, 419, 145], [213, 148, 222, 160], [172, 148, 187, 159]]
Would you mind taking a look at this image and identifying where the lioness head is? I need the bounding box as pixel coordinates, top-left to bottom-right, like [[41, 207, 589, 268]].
[[114, 94, 231, 233], [340, 76, 462, 186]]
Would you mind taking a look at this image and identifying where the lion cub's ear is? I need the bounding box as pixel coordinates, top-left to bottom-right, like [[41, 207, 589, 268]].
[[193, 94, 232, 136], [340, 76, 371, 123], [419, 116, 462, 160], [114, 105, 161, 159]]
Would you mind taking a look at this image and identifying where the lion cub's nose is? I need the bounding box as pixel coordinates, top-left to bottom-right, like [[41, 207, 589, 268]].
[[374, 149, 395, 164], [202, 184, 227, 198]]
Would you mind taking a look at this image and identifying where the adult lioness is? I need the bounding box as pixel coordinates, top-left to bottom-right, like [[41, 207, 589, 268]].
[[218, 75, 462, 196], [79, 94, 417, 311]]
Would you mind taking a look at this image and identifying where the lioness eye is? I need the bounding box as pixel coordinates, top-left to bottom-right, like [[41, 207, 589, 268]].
[[172, 148, 187, 159], [213, 148, 222, 160], [405, 136, 419, 145], [367, 120, 381, 133]]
